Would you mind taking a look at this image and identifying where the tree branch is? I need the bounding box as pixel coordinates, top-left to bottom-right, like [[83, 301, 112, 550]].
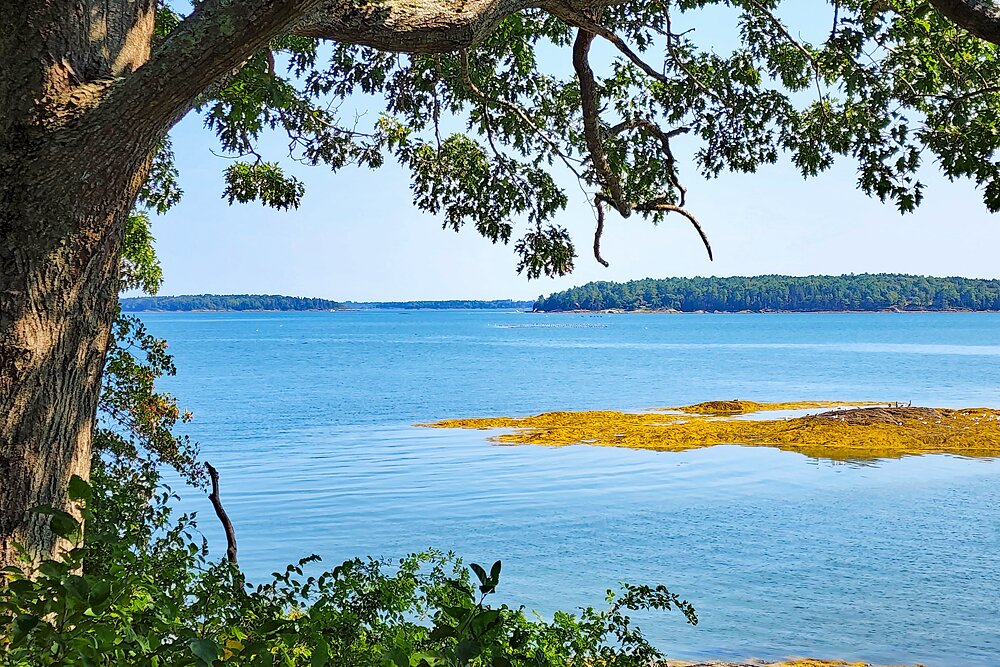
[[206, 462, 238, 566], [635, 198, 713, 260], [928, 0, 1000, 45], [608, 119, 689, 206], [291, 0, 630, 53], [662, 9, 722, 103], [294, 0, 526, 53], [593, 195, 610, 267], [107, 0, 318, 138], [552, 3, 675, 86], [573, 28, 629, 215]]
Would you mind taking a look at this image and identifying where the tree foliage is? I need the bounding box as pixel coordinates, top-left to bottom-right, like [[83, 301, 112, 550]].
[[533, 273, 1000, 311], [145, 1, 1000, 276]]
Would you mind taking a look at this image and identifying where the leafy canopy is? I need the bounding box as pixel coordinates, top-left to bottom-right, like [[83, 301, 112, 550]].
[[144, 1, 1000, 276]]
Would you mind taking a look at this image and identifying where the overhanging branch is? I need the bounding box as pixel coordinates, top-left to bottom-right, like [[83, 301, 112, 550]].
[[106, 0, 317, 137], [928, 0, 1000, 45], [291, 0, 632, 53]]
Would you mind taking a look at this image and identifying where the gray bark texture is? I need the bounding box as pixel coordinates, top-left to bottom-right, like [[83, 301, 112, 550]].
[[0, 0, 998, 569]]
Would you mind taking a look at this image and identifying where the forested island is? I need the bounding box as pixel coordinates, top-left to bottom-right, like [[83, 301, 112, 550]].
[[121, 294, 344, 311], [343, 299, 533, 310], [533, 274, 1000, 312], [121, 295, 534, 311]]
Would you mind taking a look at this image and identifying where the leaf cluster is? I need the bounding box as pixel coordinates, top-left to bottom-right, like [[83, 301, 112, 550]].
[[144, 2, 1000, 273]]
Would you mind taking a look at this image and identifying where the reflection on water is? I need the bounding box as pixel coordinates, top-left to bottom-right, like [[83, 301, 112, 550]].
[[147, 311, 1000, 667]]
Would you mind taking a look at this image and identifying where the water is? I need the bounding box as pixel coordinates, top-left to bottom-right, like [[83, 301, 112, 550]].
[[143, 311, 1000, 666]]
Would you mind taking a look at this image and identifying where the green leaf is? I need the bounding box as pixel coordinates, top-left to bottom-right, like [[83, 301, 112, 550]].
[[310, 636, 330, 667], [190, 638, 220, 666], [38, 559, 69, 578], [455, 639, 480, 664], [469, 609, 502, 635], [49, 511, 80, 541], [385, 646, 409, 667], [67, 475, 93, 502], [428, 623, 454, 641], [12, 614, 40, 642]]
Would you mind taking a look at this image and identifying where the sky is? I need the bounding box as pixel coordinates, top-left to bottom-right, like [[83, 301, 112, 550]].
[[148, 5, 1000, 302]]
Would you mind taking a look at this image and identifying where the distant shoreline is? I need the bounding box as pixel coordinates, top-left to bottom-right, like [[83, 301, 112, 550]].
[[541, 307, 1000, 314], [124, 306, 1000, 314], [120, 295, 534, 312], [533, 274, 1000, 312]]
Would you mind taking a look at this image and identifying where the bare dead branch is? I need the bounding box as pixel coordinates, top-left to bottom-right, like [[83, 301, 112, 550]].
[[593, 195, 610, 267], [206, 462, 238, 566], [635, 198, 714, 260]]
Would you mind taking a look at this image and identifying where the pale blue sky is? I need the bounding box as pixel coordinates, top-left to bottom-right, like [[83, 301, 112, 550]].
[[149, 5, 1000, 301]]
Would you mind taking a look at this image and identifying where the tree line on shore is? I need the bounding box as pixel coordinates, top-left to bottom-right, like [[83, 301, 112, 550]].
[[121, 294, 344, 311], [343, 300, 534, 310], [533, 274, 1000, 312], [120, 296, 536, 311]]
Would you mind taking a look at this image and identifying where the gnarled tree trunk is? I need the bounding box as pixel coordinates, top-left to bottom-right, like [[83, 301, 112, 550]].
[[0, 0, 159, 566], [0, 0, 336, 568], [0, 158, 138, 567]]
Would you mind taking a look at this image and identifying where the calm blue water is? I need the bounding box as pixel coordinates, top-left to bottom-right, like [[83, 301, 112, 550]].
[[143, 311, 1000, 667]]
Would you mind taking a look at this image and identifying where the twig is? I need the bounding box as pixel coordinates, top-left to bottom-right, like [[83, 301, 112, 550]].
[[206, 462, 238, 566], [663, 10, 724, 102], [635, 198, 714, 260], [459, 50, 584, 180]]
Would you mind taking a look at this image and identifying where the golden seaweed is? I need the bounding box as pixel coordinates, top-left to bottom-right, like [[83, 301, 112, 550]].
[[422, 402, 1000, 460]]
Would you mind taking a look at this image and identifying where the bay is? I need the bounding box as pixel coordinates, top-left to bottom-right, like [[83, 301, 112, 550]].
[[143, 311, 1000, 667]]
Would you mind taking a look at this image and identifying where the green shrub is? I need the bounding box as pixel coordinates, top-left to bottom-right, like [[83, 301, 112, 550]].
[[1, 475, 696, 666]]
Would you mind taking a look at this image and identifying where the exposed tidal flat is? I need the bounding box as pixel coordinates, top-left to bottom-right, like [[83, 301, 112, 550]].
[[424, 401, 1000, 460], [147, 311, 1000, 667]]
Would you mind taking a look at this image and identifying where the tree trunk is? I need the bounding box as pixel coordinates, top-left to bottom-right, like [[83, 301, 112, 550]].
[[0, 134, 151, 567], [0, 0, 316, 569], [0, 0, 160, 567]]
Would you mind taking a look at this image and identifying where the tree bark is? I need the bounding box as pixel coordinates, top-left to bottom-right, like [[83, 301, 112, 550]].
[[0, 141, 149, 567], [928, 1, 1000, 46], [0, 0, 161, 567]]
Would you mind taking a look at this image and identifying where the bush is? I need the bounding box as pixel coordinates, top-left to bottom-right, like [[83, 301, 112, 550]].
[[1, 476, 696, 667]]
